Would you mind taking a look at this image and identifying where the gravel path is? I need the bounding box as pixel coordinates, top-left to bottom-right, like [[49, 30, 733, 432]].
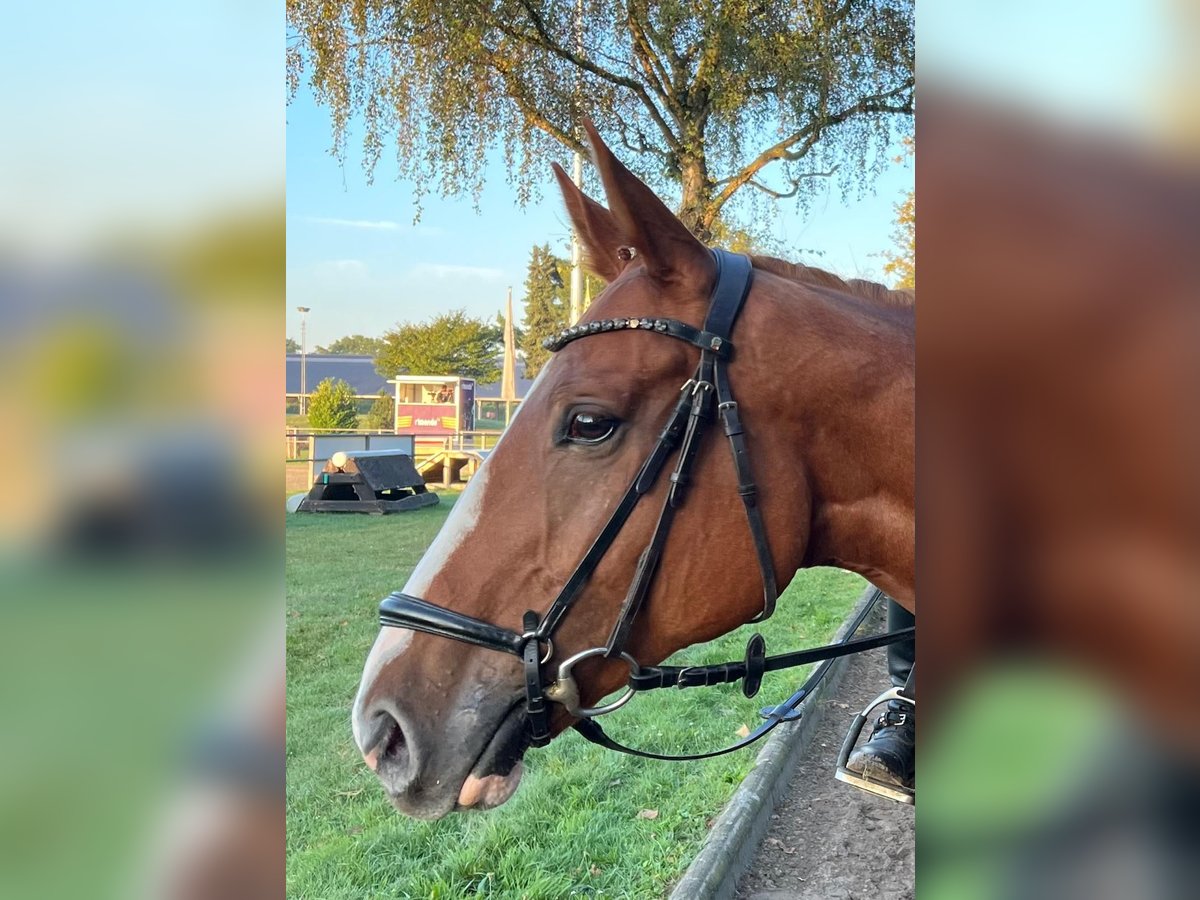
[[733, 644, 915, 900]]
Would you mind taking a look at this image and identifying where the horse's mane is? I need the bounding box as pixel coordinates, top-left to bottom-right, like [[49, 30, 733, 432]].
[[750, 255, 915, 309]]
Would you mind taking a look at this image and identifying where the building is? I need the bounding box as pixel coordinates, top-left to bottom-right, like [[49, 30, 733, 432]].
[[285, 354, 538, 424], [285, 355, 390, 413]]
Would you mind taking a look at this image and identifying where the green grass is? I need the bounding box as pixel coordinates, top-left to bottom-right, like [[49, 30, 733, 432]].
[[286, 498, 865, 899], [0, 560, 278, 900]]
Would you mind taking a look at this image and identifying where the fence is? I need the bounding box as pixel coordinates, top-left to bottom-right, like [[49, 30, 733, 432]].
[[285, 429, 506, 464], [285, 428, 393, 462]]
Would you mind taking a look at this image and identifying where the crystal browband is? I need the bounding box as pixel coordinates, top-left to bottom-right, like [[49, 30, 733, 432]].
[[542, 316, 732, 357]]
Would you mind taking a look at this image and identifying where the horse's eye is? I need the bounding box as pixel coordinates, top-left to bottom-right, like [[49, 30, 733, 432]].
[[566, 411, 618, 444]]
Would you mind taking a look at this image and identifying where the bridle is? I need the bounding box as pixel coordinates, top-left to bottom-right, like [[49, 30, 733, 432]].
[[377, 248, 914, 761]]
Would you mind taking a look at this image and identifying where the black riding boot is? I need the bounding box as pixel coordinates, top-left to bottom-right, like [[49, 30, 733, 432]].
[[845, 597, 915, 789]]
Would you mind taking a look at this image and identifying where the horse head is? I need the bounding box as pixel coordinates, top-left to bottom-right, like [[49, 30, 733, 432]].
[[352, 121, 914, 819]]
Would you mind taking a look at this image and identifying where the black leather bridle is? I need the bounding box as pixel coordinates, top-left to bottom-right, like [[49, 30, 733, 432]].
[[377, 248, 914, 760]]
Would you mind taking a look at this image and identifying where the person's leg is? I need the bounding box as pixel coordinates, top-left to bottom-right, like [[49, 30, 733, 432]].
[[888, 599, 915, 689], [845, 595, 916, 790]]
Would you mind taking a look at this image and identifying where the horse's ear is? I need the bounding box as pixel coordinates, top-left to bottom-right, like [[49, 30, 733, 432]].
[[582, 118, 713, 287], [551, 162, 625, 283]]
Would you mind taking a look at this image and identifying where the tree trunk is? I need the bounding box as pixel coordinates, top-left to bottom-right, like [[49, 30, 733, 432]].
[[677, 155, 715, 242]]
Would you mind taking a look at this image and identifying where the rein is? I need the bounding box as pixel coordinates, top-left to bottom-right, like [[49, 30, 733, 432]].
[[377, 248, 914, 761]]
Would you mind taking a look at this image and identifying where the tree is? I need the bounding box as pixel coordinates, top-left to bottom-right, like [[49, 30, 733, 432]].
[[520, 243, 568, 378], [307, 377, 359, 430], [286, 337, 299, 353], [519, 244, 605, 377], [880, 137, 914, 290], [519, 243, 605, 378], [376, 310, 502, 382], [882, 190, 914, 290], [318, 334, 386, 356], [364, 390, 395, 430], [287, 1, 914, 239], [492, 311, 525, 349]]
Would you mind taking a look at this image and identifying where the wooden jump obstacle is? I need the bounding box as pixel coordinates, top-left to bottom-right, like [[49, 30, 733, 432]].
[[296, 450, 439, 515], [416, 449, 490, 488]]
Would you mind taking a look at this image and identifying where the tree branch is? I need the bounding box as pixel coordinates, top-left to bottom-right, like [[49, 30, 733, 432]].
[[747, 166, 840, 199], [705, 81, 913, 225], [691, 28, 721, 97], [349, 18, 670, 168], [616, 120, 669, 160], [489, 52, 589, 157], [506, 0, 683, 154], [625, 7, 673, 111]]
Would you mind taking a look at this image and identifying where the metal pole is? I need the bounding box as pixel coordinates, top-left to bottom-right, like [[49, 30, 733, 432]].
[[570, 154, 584, 325], [569, 0, 585, 325], [296, 306, 311, 415]]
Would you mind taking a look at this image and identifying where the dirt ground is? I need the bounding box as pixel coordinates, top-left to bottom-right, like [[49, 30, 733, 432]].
[[285, 461, 311, 494], [734, 645, 915, 900]]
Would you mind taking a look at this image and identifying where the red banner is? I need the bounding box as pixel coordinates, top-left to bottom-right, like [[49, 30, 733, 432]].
[[395, 403, 457, 435]]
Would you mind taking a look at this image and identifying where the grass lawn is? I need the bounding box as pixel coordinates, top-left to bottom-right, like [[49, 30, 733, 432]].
[[287, 497, 866, 899]]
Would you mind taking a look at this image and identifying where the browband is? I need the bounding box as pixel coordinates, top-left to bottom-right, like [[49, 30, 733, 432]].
[[542, 315, 731, 357]]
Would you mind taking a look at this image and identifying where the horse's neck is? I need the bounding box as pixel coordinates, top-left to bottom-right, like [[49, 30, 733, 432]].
[[748, 280, 916, 607]]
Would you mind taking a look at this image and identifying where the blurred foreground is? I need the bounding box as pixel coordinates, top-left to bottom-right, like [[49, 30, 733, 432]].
[[0, 5, 282, 899], [917, 5, 1200, 896], [0, 208, 284, 899]]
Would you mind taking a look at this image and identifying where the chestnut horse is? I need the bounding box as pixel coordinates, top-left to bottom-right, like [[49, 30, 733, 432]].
[[352, 122, 914, 820]]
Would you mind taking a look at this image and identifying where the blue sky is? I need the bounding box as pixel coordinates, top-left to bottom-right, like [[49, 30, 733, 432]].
[[1, 3, 280, 255], [287, 85, 914, 349], [918, 0, 1164, 132]]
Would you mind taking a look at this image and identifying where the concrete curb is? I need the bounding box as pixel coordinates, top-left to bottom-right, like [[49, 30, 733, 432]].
[[667, 586, 884, 900]]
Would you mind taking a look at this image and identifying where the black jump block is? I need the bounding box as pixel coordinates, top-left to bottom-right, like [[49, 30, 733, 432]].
[[296, 450, 439, 515]]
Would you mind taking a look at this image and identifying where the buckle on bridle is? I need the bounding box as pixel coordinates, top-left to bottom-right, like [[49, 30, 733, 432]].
[[520, 631, 555, 665]]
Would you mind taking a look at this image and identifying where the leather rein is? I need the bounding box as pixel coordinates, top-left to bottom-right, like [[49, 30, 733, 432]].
[[377, 248, 914, 760]]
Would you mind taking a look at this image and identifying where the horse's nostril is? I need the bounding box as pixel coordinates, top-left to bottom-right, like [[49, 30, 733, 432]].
[[380, 714, 406, 760], [363, 710, 408, 772]]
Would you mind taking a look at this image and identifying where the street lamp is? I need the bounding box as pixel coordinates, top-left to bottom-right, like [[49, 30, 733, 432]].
[[296, 306, 311, 415]]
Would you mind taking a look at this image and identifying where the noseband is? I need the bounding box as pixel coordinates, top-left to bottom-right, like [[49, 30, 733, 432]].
[[378, 249, 914, 760]]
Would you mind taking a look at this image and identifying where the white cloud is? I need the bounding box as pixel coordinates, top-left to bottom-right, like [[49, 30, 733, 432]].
[[409, 263, 504, 280], [304, 216, 400, 230], [302, 216, 443, 236]]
